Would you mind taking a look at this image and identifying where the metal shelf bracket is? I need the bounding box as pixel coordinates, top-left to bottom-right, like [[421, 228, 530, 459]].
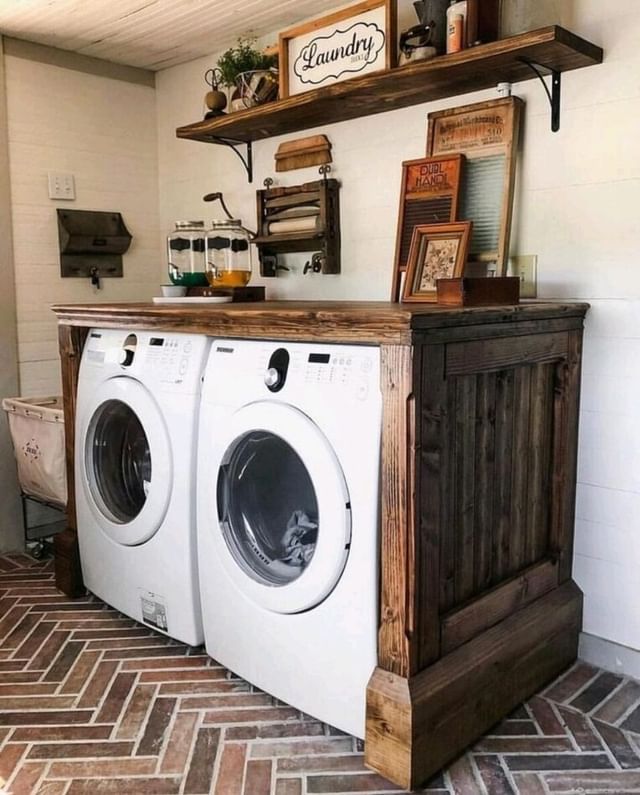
[[206, 136, 253, 182], [518, 57, 562, 132]]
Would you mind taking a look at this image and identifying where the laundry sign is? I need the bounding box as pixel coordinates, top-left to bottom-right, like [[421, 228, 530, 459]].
[[279, 0, 396, 97]]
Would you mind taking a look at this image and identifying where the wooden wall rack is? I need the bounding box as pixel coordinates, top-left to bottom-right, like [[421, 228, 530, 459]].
[[254, 177, 340, 277], [176, 27, 602, 181]]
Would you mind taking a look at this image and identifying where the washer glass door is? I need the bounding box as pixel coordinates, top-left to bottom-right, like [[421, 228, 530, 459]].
[[214, 402, 351, 614], [82, 377, 172, 546], [90, 399, 152, 523]]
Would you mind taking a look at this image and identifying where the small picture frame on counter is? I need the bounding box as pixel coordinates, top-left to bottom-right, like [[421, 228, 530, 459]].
[[402, 221, 472, 302], [279, 0, 397, 98]]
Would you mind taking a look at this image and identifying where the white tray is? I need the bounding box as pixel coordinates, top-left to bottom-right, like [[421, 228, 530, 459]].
[[152, 296, 233, 304]]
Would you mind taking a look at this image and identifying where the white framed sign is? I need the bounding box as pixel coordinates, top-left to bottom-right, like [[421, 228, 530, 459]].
[[279, 0, 397, 98]]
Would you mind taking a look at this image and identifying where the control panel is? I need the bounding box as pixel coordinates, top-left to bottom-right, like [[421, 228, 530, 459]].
[[144, 336, 193, 383], [82, 329, 204, 390], [246, 344, 379, 403]]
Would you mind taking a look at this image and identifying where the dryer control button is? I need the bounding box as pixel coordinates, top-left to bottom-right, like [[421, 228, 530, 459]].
[[356, 380, 369, 401], [264, 367, 280, 388]]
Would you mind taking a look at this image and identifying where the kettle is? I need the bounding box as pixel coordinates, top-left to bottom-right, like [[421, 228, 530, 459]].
[[399, 0, 449, 63], [399, 24, 437, 65]]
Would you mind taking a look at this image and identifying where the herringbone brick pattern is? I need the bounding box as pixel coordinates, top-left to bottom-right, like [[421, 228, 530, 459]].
[[1, 555, 640, 794]]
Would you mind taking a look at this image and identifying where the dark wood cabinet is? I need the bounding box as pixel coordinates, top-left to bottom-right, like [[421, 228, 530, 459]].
[[53, 300, 587, 788]]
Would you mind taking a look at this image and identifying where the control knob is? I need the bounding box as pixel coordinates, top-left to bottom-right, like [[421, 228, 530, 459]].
[[118, 348, 135, 367], [264, 367, 280, 388]]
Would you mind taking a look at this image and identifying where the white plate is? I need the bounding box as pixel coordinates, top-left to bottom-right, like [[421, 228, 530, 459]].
[[152, 296, 233, 304]]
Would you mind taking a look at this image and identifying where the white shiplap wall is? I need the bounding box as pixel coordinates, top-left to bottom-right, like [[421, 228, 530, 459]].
[[4, 55, 161, 394], [156, 1, 640, 658]]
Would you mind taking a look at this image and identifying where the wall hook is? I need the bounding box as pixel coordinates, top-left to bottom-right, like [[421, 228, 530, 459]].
[[89, 266, 101, 289]]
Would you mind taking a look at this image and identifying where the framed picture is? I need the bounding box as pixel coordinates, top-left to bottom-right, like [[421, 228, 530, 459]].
[[391, 153, 464, 301], [402, 222, 472, 303], [279, 0, 397, 98]]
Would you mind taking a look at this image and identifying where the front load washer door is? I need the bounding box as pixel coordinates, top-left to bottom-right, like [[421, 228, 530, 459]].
[[213, 402, 351, 614], [81, 377, 172, 546]]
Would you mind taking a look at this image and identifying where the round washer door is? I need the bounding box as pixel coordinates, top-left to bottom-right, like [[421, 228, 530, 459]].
[[80, 377, 172, 546], [212, 401, 351, 614]]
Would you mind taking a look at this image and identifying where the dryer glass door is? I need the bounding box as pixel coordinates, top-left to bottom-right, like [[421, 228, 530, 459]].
[[218, 431, 318, 587], [213, 402, 351, 614]]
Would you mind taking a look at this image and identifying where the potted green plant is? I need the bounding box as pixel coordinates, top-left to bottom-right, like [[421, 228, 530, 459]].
[[217, 38, 278, 111]]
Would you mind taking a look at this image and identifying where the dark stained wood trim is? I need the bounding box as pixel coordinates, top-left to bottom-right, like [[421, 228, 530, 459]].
[[378, 345, 417, 677], [366, 579, 583, 790], [549, 328, 583, 581], [445, 331, 569, 375], [417, 343, 447, 670], [176, 27, 602, 144], [440, 558, 559, 654]]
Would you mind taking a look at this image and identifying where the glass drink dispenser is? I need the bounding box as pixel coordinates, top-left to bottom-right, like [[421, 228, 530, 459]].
[[205, 219, 252, 288], [167, 221, 208, 286]]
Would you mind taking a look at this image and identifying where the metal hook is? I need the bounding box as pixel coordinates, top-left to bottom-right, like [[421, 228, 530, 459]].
[[319, 165, 331, 181]]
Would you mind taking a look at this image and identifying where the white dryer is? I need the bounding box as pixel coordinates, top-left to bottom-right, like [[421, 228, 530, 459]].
[[75, 328, 210, 646], [197, 340, 382, 738]]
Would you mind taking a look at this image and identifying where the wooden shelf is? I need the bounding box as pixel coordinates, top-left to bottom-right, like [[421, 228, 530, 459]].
[[176, 26, 602, 145]]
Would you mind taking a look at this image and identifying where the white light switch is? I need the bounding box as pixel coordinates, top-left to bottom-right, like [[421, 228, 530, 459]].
[[48, 172, 76, 200]]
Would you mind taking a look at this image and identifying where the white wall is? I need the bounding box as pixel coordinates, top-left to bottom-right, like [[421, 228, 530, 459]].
[[0, 38, 23, 552], [156, 2, 640, 655], [4, 53, 161, 395]]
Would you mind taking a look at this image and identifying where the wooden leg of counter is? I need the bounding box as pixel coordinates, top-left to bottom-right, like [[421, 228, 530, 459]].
[[365, 580, 583, 790], [56, 324, 88, 598], [53, 528, 84, 598]]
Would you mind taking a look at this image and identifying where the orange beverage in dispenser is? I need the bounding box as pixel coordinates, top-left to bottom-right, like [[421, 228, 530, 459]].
[[207, 270, 251, 288]]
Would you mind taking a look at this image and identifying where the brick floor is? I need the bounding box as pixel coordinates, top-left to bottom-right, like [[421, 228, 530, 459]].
[[1, 554, 640, 794]]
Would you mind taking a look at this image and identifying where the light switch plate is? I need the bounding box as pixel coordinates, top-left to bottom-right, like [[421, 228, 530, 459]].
[[509, 254, 537, 299], [48, 172, 76, 200]]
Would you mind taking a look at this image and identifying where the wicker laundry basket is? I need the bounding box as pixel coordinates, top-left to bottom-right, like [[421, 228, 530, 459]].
[[2, 396, 67, 508]]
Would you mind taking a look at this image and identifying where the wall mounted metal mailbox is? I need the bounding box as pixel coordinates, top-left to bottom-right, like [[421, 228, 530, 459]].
[[57, 209, 132, 286]]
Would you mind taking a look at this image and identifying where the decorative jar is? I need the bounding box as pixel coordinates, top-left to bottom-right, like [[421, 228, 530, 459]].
[[167, 221, 207, 286], [205, 219, 252, 288]]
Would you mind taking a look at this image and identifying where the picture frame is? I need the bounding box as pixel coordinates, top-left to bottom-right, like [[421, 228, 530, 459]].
[[391, 153, 464, 302], [402, 221, 472, 303], [279, 0, 397, 98]]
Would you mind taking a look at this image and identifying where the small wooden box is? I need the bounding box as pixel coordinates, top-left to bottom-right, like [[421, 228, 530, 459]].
[[436, 276, 520, 307]]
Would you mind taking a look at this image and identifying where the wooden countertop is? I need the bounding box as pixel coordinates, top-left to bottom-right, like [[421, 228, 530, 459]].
[[51, 301, 589, 346]]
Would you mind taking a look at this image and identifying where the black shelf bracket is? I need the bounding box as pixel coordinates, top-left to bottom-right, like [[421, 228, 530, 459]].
[[205, 136, 253, 182], [518, 57, 562, 132]]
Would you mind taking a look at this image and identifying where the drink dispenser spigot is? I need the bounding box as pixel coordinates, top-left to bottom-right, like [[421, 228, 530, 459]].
[[203, 192, 255, 289]]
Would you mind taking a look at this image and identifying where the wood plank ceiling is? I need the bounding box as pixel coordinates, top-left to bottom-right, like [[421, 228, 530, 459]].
[[0, 0, 346, 70]]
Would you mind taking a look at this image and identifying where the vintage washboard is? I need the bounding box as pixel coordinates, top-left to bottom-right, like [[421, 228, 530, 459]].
[[391, 154, 463, 302], [426, 97, 523, 276]]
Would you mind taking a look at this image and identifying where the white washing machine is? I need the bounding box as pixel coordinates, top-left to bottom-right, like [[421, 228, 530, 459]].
[[197, 339, 382, 737], [75, 328, 210, 646]]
